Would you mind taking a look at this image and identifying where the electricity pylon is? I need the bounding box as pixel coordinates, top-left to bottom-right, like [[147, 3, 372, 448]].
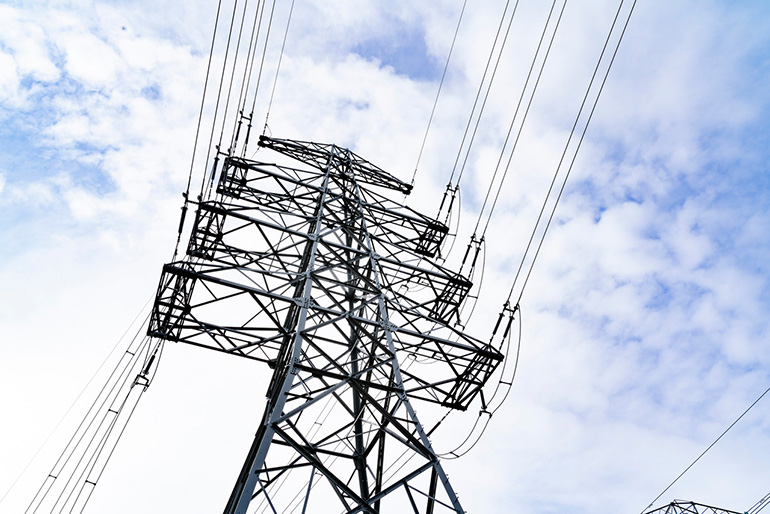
[[644, 501, 744, 514], [149, 136, 503, 513]]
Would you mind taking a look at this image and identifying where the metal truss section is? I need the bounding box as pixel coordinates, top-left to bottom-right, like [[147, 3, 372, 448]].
[[257, 135, 414, 195], [644, 501, 744, 514], [148, 136, 503, 513]]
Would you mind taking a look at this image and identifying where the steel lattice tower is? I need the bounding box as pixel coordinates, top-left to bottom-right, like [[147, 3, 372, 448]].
[[149, 136, 503, 513], [644, 501, 745, 514]]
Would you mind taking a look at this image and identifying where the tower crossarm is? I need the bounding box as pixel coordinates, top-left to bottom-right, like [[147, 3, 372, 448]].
[[258, 135, 414, 195], [218, 155, 446, 257]]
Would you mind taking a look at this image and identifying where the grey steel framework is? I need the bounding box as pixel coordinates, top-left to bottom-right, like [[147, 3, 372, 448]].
[[644, 501, 744, 514], [148, 136, 503, 513]]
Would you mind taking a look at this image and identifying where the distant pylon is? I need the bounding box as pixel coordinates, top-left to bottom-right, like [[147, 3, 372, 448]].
[[644, 501, 744, 514], [149, 136, 503, 513]]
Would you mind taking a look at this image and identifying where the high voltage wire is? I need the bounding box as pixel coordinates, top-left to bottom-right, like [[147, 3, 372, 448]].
[[409, 0, 468, 193], [0, 299, 153, 507], [437, 0, 520, 226], [455, 0, 567, 327], [445, 0, 516, 190], [176, 0, 282, 255], [229, 0, 266, 156], [452, 0, 522, 189], [172, 0, 224, 261], [447, 0, 638, 462], [474, 0, 566, 240], [197, 0, 288, 201], [245, 0, 277, 150], [263, 0, 295, 135], [199, 0, 240, 201], [749, 491, 770, 514], [215, 0, 251, 155], [23, 309, 161, 514], [642, 383, 770, 513], [457, 0, 566, 282], [504, 0, 637, 309]]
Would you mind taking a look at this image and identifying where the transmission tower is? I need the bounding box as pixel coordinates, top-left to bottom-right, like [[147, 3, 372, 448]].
[[149, 135, 503, 513], [644, 501, 745, 514]]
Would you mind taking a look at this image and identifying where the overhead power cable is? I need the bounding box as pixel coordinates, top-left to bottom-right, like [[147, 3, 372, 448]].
[[452, 0, 521, 189], [244, 0, 276, 150], [503, 0, 637, 310], [409, 0, 468, 191], [461, 0, 637, 463], [229, 0, 265, 157], [474, 0, 566, 240], [199, 0, 242, 201], [458, 0, 566, 281], [172, 0, 225, 261], [24, 308, 162, 514], [749, 491, 770, 514], [0, 299, 152, 507], [436, 0, 520, 225], [215, 0, 251, 157], [642, 383, 770, 514], [263, 0, 296, 135]]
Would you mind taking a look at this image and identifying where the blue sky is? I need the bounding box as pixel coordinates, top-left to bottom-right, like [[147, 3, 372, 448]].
[[2, 1, 770, 513]]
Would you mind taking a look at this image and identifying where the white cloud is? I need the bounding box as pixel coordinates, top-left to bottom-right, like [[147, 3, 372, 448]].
[[0, 51, 21, 104], [2, 1, 770, 513]]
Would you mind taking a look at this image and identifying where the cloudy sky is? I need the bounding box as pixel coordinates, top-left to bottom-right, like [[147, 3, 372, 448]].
[[2, 0, 770, 513]]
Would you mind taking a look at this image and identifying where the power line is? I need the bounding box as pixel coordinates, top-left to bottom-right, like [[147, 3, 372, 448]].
[[409, 0, 468, 191], [444, 0, 515, 190], [243, 0, 276, 155], [215, 0, 251, 157], [0, 299, 152, 506], [437, 0, 520, 226], [474, 0, 566, 239], [199, 0, 242, 200], [642, 383, 770, 513], [749, 490, 770, 514], [459, 0, 637, 467], [453, 0, 521, 188], [458, 0, 566, 281], [172, 0, 225, 261], [229, 0, 265, 156], [504, 0, 637, 307], [263, 0, 296, 135]]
